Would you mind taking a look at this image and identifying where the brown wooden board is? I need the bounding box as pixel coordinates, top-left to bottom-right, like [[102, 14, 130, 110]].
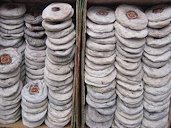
[[169, 100, 171, 128], [0, 120, 71, 128], [80, 0, 87, 127], [11, 0, 75, 4], [87, 0, 171, 4], [75, 0, 82, 128]]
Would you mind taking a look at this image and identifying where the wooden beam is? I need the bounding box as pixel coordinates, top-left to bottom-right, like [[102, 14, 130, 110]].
[[87, 0, 171, 4], [11, 0, 75, 3]]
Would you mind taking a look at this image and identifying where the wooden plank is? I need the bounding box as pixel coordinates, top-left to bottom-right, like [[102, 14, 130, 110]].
[[11, 0, 75, 3], [169, 100, 171, 128], [80, 0, 87, 128], [11, 0, 171, 4], [75, 0, 82, 128], [0, 120, 71, 128], [87, 0, 171, 4]]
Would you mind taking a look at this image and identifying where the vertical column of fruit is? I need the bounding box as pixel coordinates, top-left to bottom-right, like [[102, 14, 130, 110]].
[[0, 3, 26, 84], [85, 7, 116, 128], [142, 5, 171, 128], [42, 3, 75, 127], [21, 80, 48, 127], [0, 48, 22, 124], [24, 10, 46, 84], [113, 5, 148, 128]]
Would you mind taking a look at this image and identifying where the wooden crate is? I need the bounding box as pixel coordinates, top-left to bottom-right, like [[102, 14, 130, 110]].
[[80, 0, 171, 128], [0, 0, 81, 128]]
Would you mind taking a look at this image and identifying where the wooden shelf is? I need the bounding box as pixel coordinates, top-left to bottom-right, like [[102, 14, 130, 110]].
[[0, 120, 71, 128], [11, 0, 75, 3], [87, 0, 171, 4]]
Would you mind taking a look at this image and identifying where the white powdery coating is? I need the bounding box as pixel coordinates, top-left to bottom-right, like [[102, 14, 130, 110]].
[[0, 3, 26, 19], [145, 5, 171, 22], [42, 3, 73, 22], [115, 22, 148, 39], [0, 48, 22, 73], [21, 80, 47, 103], [87, 6, 115, 24], [115, 4, 148, 30]]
